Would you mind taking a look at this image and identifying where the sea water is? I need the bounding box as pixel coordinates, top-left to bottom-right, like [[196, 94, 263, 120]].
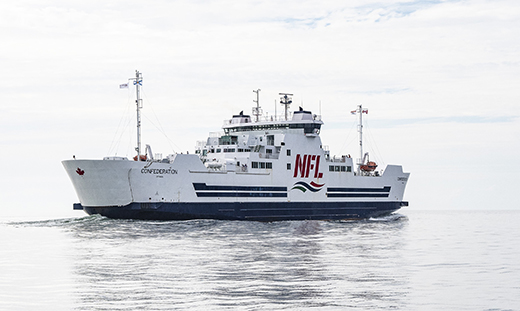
[[1, 210, 519, 310]]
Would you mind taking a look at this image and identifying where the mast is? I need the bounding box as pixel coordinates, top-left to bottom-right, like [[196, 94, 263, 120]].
[[274, 99, 277, 120], [133, 70, 143, 158], [252, 89, 261, 122], [353, 104, 368, 175], [359, 104, 363, 173], [279, 93, 293, 121]]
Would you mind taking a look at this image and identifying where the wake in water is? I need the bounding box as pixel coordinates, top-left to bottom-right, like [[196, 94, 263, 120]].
[[8, 214, 111, 228], [8, 212, 407, 230], [369, 213, 408, 222]]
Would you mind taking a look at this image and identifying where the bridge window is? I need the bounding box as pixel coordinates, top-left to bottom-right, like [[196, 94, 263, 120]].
[[329, 165, 352, 172], [267, 135, 274, 146], [219, 135, 238, 145], [251, 161, 272, 169]]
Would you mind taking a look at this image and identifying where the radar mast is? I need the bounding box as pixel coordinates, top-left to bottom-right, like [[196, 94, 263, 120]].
[[252, 89, 261, 122], [131, 71, 143, 159], [279, 93, 293, 121]]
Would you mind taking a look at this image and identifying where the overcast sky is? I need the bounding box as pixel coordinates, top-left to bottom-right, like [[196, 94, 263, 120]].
[[1, 0, 519, 219]]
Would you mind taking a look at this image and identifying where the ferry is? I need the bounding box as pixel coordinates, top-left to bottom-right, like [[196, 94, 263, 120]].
[[62, 71, 410, 220]]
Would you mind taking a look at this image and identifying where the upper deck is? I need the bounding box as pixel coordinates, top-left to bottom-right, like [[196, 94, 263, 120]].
[[222, 108, 323, 135]]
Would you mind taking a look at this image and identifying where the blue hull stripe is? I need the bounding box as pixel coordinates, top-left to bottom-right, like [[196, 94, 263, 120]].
[[193, 183, 287, 192], [194, 182, 288, 198], [196, 192, 287, 198], [327, 186, 391, 192], [76, 201, 406, 221], [327, 193, 390, 198]]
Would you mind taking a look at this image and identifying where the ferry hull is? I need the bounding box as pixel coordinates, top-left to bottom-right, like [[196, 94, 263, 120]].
[[76, 201, 408, 221]]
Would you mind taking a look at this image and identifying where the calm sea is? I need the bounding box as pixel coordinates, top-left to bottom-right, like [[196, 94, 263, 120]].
[[1, 210, 519, 310]]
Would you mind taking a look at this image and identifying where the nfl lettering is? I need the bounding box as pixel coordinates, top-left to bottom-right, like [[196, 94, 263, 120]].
[[293, 154, 323, 178]]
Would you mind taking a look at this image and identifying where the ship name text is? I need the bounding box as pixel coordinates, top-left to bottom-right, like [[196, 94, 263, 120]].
[[141, 167, 178, 175]]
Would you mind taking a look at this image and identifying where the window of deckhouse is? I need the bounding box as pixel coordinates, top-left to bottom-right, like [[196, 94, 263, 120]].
[[267, 135, 274, 146]]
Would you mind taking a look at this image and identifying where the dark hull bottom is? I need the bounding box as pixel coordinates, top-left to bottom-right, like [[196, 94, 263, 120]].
[[75, 201, 408, 221]]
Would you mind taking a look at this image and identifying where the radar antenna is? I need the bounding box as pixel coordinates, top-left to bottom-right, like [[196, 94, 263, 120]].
[[279, 93, 293, 121]]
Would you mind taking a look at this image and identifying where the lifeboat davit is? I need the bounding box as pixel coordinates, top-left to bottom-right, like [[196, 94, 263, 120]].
[[360, 161, 377, 171], [133, 154, 147, 161]]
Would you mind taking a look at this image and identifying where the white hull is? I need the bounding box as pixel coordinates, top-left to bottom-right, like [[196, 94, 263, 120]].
[[63, 81, 409, 220]]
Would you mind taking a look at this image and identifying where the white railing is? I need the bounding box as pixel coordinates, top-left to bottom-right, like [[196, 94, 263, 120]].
[[258, 153, 280, 159], [209, 131, 224, 137], [327, 155, 352, 163]]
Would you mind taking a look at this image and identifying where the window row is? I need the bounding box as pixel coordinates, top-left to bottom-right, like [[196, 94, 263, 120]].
[[226, 123, 321, 133], [329, 165, 352, 172], [205, 148, 252, 153], [251, 161, 273, 169]]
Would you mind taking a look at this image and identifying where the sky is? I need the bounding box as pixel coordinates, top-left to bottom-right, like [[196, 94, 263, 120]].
[[1, 0, 519, 219]]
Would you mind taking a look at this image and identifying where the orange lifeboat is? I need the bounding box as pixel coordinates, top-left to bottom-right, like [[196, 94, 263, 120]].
[[360, 161, 377, 171], [133, 154, 148, 161]]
